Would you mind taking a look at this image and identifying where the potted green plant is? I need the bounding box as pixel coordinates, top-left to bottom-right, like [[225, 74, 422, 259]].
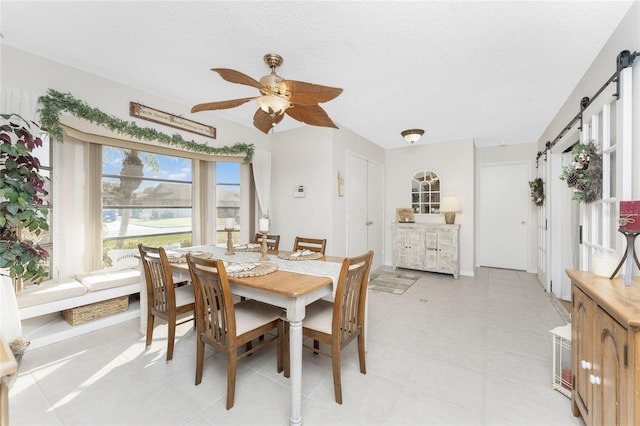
[[0, 114, 50, 343]]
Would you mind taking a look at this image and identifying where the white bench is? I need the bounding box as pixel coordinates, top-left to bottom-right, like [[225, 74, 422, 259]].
[[17, 267, 142, 350]]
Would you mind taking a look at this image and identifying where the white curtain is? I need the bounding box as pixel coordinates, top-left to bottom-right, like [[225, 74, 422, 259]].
[[1, 85, 42, 122], [252, 149, 271, 218]]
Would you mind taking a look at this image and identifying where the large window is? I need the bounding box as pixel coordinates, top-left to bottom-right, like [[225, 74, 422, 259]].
[[216, 162, 240, 245], [101, 146, 193, 267]]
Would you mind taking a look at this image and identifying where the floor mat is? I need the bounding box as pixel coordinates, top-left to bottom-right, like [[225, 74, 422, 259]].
[[368, 271, 419, 295]]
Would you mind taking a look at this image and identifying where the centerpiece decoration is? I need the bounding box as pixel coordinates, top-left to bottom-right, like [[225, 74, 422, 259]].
[[529, 178, 544, 206], [559, 141, 602, 203], [258, 218, 270, 262]]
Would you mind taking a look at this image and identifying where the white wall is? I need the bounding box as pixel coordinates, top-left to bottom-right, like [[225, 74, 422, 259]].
[[385, 139, 475, 276], [538, 1, 639, 175], [2, 46, 270, 152], [270, 124, 384, 256], [270, 126, 334, 253]]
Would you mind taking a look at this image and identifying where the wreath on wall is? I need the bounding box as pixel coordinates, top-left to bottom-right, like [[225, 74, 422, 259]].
[[528, 178, 544, 206], [559, 141, 602, 203], [37, 89, 254, 163]]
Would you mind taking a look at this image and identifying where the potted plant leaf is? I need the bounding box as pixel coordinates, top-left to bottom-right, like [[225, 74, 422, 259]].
[[0, 114, 50, 344]]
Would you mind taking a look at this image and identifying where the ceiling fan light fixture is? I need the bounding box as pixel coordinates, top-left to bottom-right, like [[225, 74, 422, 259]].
[[401, 129, 425, 144], [256, 95, 290, 116]]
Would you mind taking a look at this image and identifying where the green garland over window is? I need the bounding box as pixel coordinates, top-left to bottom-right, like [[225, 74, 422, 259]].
[[37, 89, 254, 163]]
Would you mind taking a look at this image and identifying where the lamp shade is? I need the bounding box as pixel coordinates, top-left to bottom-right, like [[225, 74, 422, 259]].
[[440, 196, 461, 212], [256, 95, 290, 115]]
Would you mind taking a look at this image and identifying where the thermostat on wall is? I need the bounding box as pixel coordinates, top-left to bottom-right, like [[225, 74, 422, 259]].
[[293, 185, 305, 198]]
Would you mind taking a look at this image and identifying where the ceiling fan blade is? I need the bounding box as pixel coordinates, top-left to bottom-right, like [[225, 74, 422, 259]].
[[191, 97, 256, 113], [286, 104, 338, 129], [253, 109, 285, 134], [285, 80, 343, 105], [212, 68, 263, 89]]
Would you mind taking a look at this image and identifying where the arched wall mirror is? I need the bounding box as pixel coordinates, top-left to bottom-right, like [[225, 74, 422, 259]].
[[411, 169, 440, 214]]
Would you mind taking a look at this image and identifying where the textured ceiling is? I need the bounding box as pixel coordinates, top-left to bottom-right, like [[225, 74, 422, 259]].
[[0, 1, 634, 149]]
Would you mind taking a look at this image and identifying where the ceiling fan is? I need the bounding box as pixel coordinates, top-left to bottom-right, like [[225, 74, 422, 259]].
[[191, 53, 343, 134]]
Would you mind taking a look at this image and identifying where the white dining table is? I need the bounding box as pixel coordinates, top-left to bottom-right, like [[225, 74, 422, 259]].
[[138, 245, 343, 426]]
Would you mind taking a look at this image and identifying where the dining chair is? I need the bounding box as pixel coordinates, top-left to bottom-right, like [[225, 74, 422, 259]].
[[138, 244, 195, 363], [253, 233, 281, 250], [292, 236, 327, 254], [186, 254, 283, 410], [283, 250, 374, 404]]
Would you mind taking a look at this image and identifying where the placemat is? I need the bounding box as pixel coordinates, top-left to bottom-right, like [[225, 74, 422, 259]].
[[278, 251, 323, 261], [225, 262, 278, 278]]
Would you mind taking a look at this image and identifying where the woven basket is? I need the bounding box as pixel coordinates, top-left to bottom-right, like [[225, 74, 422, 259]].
[[62, 295, 129, 326]]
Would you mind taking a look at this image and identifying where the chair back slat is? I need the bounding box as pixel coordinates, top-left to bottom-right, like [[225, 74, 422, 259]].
[[333, 251, 374, 343], [293, 237, 327, 254], [187, 255, 237, 349], [254, 233, 281, 250], [138, 245, 176, 315]]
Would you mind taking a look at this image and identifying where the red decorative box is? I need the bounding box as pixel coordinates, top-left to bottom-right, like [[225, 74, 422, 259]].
[[619, 201, 640, 231]]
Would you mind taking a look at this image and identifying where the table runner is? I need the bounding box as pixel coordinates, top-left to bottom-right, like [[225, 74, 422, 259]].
[[178, 245, 343, 296]]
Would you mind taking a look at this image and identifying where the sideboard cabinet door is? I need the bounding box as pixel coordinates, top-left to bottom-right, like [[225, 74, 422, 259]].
[[568, 270, 638, 426], [392, 223, 460, 279]]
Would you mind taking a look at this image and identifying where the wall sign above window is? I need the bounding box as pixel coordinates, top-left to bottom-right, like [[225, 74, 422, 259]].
[[130, 102, 216, 139]]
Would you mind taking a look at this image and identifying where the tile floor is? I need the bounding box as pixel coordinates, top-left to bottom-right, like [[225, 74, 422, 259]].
[[9, 267, 583, 425]]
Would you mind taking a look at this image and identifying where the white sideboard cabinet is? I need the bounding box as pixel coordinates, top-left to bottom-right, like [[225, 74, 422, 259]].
[[392, 223, 460, 279]]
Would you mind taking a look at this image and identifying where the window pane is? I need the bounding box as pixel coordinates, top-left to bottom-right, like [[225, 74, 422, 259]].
[[32, 132, 51, 167], [608, 202, 618, 249], [22, 133, 52, 287], [609, 100, 617, 147], [101, 146, 192, 266], [610, 150, 617, 197], [216, 163, 240, 245]]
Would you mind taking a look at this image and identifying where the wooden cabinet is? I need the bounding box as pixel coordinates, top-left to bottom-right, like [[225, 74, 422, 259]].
[[568, 270, 640, 426], [392, 223, 459, 278]]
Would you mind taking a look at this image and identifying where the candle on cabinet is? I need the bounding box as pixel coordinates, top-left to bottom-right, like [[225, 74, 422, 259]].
[[225, 218, 234, 229], [592, 253, 619, 278], [259, 218, 269, 233]]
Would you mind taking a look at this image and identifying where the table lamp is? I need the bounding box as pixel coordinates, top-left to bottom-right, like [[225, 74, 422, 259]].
[[440, 196, 461, 224]]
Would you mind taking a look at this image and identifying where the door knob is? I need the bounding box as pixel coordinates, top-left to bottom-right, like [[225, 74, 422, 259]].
[[589, 374, 601, 385], [365, 220, 373, 225], [521, 220, 526, 225], [581, 360, 592, 370]]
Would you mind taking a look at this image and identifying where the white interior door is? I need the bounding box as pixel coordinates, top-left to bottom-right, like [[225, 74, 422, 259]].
[[367, 161, 384, 270], [477, 162, 530, 270], [347, 152, 384, 270]]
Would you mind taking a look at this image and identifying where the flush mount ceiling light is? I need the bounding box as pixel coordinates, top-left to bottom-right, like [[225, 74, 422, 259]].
[[401, 129, 424, 144]]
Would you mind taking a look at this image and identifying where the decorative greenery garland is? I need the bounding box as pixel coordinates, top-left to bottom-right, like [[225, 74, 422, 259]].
[[528, 178, 544, 206], [37, 89, 254, 163], [559, 141, 602, 203]]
